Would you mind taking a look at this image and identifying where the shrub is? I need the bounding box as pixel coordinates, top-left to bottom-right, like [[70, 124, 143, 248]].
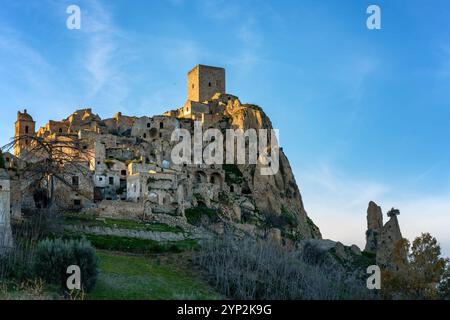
[[1, 211, 63, 282], [196, 234, 373, 300], [264, 209, 299, 229], [34, 238, 98, 292], [223, 164, 244, 185], [185, 207, 219, 226]]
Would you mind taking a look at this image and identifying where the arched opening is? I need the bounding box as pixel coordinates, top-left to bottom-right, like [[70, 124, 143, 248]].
[[210, 173, 222, 186], [197, 200, 206, 207], [163, 195, 171, 205], [149, 127, 158, 138], [33, 188, 49, 209], [195, 171, 207, 183]]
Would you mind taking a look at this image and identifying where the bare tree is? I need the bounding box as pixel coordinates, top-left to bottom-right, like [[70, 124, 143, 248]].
[[2, 134, 93, 210]]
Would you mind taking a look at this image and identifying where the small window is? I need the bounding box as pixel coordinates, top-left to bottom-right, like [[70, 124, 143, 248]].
[[121, 170, 126, 176], [5, 158, 10, 162], [208, 82, 211, 87], [230, 185, 234, 193], [147, 123, 151, 128], [159, 132, 162, 138], [0, 185, 3, 191], [74, 199, 81, 206], [59, 128, 63, 133], [109, 177, 114, 185], [99, 177, 103, 182], [143, 133, 147, 139], [72, 176, 79, 187], [97, 161, 100, 165], [160, 122, 163, 129], [25, 126, 29, 134]]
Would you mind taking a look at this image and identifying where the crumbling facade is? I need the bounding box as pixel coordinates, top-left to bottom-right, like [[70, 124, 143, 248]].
[[8, 64, 322, 241], [11, 65, 232, 218]]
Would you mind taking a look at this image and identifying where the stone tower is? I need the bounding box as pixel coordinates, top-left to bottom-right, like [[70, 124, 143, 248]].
[[187, 65, 225, 103], [0, 169, 13, 251], [14, 109, 35, 158]]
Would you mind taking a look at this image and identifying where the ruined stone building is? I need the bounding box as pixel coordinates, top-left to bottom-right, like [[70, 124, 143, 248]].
[[5, 64, 321, 241]]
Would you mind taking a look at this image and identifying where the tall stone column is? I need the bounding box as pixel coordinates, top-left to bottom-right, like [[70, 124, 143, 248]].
[[0, 169, 13, 252], [365, 201, 383, 253]]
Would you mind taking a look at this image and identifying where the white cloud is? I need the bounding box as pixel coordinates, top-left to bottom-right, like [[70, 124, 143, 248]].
[[80, 0, 131, 105]]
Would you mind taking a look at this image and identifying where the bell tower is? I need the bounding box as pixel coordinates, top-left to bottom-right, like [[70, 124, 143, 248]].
[[14, 109, 36, 158]]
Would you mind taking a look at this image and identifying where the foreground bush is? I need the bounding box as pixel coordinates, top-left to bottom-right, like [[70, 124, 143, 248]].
[[381, 233, 449, 300], [0, 211, 63, 282], [196, 235, 372, 300], [34, 238, 98, 292]]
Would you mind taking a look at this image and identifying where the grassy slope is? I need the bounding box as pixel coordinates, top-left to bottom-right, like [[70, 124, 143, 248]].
[[89, 250, 220, 300]]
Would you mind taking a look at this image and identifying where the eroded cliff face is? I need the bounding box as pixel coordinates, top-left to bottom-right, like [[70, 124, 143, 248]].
[[226, 104, 322, 240], [364, 202, 406, 270]]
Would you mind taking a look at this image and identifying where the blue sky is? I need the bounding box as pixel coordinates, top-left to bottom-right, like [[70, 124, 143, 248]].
[[0, 0, 449, 256]]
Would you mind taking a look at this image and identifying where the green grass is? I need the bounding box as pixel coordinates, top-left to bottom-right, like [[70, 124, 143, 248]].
[[65, 233, 199, 254], [88, 250, 220, 300], [64, 214, 184, 233]]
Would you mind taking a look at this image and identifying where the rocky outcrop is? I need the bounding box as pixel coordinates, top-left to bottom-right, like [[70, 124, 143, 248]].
[[297, 239, 368, 274], [227, 104, 322, 240], [365, 201, 383, 253], [376, 213, 404, 269], [364, 202, 406, 270]]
